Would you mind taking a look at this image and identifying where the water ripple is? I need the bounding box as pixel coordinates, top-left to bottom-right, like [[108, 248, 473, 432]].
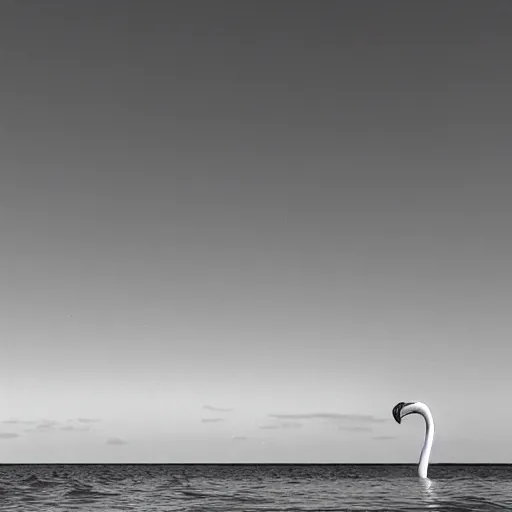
[[0, 464, 510, 511]]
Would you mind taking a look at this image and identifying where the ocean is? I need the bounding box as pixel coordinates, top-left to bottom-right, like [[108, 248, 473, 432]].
[[0, 464, 511, 511]]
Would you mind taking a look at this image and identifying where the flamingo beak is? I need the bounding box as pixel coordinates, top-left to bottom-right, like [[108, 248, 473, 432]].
[[392, 402, 415, 424], [392, 402, 405, 424]]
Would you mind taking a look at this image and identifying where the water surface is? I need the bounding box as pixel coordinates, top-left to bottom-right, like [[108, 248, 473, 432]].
[[0, 464, 511, 511]]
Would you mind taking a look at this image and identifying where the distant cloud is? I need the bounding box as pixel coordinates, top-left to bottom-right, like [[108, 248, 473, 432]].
[[35, 420, 59, 431], [60, 425, 91, 432], [280, 421, 303, 429], [1, 419, 36, 425], [203, 405, 233, 413], [201, 418, 225, 423], [372, 435, 396, 441], [268, 413, 386, 424], [0, 432, 20, 439], [106, 437, 128, 445], [231, 435, 247, 441], [339, 426, 373, 432], [76, 418, 101, 424], [257, 420, 303, 430], [24, 418, 100, 433]]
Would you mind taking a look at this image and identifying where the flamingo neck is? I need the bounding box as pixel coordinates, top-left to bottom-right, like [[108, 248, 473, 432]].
[[418, 408, 434, 479]]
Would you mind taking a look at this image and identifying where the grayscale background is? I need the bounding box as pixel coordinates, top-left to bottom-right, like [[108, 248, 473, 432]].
[[0, 0, 510, 463]]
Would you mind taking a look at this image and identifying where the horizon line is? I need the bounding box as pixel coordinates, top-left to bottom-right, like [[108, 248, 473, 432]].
[[1, 462, 511, 466]]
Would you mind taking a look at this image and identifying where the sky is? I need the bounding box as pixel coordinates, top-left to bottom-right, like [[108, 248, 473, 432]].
[[0, 0, 511, 463]]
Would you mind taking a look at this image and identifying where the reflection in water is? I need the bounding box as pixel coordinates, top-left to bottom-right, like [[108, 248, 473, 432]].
[[419, 477, 438, 507], [420, 478, 432, 490]]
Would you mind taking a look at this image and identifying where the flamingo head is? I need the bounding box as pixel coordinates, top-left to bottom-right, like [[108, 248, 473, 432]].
[[392, 401, 416, 424]]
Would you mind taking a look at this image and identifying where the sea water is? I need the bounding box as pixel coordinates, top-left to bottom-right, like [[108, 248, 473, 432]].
[[0, 464, 511, 511]]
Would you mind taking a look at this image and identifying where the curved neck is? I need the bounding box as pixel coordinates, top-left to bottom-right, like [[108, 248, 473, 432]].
[[417, 408, 434, 479]]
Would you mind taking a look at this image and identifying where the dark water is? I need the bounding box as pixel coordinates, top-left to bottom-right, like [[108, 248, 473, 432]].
[[0, 464, 511, 511]]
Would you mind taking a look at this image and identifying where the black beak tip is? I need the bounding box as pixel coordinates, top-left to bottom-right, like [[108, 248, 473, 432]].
[[392, 402, 405, 424]]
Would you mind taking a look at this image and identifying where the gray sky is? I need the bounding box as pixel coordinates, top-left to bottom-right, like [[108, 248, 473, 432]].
[[1, 0, 511, 463]]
